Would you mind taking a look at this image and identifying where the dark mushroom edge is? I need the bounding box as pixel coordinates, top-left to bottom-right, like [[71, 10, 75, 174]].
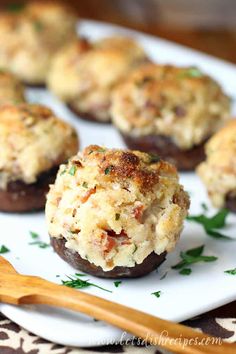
[[0, 165, 59, 213], [50, 236, 167, 279], [121, 133, 208, 171]]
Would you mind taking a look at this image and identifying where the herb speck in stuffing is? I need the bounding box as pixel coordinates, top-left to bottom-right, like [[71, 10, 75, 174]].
[[68, 165, 76, 176]]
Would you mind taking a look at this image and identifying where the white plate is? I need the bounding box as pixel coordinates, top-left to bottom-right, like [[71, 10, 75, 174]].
[[0, 20, 236, 348]]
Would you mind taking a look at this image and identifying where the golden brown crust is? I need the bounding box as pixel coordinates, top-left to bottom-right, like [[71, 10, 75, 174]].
[[83, 145, 176, 193], [0, 1, 77, 84], [197, 119, 236, 208], [48, 36, 148, 122], [0, 103, 79, 188], [111, 63, 230, 149], [0, 70, 25, 105], [25, 1, 75, 17]]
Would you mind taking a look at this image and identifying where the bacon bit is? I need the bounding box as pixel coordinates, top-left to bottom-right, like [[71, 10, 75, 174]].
[[174, 105, 186, 117], [133, 205, 144, 222], [78, 38, 91, 52], [70, 228, 80, 234], [73, 160, 82, 167], [104, 236, 116, 253], [106, 229, 128, 238], [121, 240, 132, 245], [81, 187, 96, 203], [106, 259, 114, 268]]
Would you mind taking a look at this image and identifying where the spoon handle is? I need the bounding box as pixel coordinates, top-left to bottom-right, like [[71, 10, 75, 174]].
[[7, 275, 232, 354]]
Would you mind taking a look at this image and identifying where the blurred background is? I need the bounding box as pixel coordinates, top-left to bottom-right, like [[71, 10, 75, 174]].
[[2, 0, 236, 63]]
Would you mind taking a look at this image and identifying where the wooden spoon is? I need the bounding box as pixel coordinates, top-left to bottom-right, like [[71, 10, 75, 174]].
[[0, 256, 234, 354]]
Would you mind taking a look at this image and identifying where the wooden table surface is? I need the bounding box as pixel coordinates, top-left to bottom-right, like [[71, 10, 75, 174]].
[[1, 0, 236, 64], [71, 0, 236, 64]]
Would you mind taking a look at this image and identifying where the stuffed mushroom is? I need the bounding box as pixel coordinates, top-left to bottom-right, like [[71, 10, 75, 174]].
[[111, 64, 230, 170], [0, 70, 25, 105], [197, 120, 236, 212], [46, 145, 189, 278], [47, 36, 148, 123], [0, 1, 77, 85], [0, 103, 78, 212]]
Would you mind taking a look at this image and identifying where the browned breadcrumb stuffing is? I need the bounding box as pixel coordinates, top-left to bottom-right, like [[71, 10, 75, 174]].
[[83, 145, 177, 193]]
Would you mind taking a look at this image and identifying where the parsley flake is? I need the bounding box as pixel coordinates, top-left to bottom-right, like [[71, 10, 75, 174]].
[[114, 281, 122, 288], [160, 271, 168, 280], [179, 268, 192, 276], [61, 273, 112, 293], [0, 245, 10, 254], [82, 182, 88, 188], [187, 208, 233, 240], [29, 241, 50, 249], [29, 231, 39, 239], [105, 166, 112, 175], [6, 3, 25, 12], [28, 231, 50, 249], [201, 203, 209, 212], [179, 67, 203, 79], [68, 165, 76, 176], [149, 153, 160, 163], [224, 268, 236, 275], [172, 245, 217, 270], [115, 213, 120, 220], [60, 168, 67, 176], [33, 21, 43, 32], [151, 291, 161, 298]]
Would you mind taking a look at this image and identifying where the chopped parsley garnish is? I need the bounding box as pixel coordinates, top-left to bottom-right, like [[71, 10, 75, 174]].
[[149, 153, 160, 163], [0, 245, 10, 254], [104, 166, 112, 175], [115, 213, 120, 220], [68, 165, 76, 176], [28, 231, 50, 249], [201, 203, 209, 212], [33, 21, 43, 32], [187, 208, 233, 240], [60, 168, 67, 176], [114, 281, 122, 288], [151, 291, 161, 298], [82, 182, 88, 188], [160, 271, 168, 280], [224, 268, 236, 275], [179, 67, 203, 79], [6, 3, 25, 12], [132, 244, 138, 254], [29, 231, 39, 239], [29, 241, 50, 249], [61, 273, 112, 293], [97, 148, 106, 153], [172, 245, 217, 271], [179, 268, 192, 276]]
